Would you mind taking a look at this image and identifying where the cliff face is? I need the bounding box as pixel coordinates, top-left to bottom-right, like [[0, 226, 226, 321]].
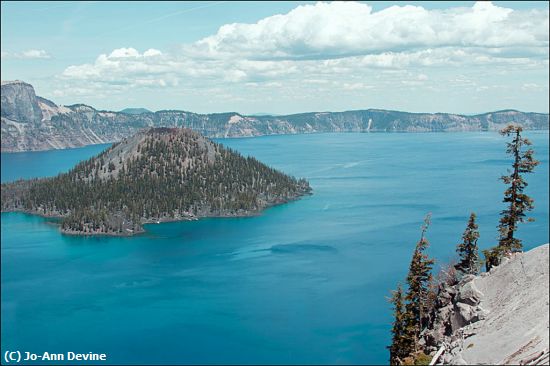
[[1, 80, 549, 152], [1, 80, 43, 125], [424, 244, 549, 365]]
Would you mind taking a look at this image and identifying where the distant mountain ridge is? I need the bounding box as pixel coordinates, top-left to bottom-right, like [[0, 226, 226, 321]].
[[2, 80, 548, 152], [120, 108, 152, 115]]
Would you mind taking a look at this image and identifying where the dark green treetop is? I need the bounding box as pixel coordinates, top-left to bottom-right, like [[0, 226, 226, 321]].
[[455, 212, 480, 276]]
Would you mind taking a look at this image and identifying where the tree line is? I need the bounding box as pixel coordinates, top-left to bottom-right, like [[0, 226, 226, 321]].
[[388, 125, 539, 365]]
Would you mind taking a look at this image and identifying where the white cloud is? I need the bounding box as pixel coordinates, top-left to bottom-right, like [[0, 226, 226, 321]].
[[19, 49, 51, 59], [105, 47, 161, 59], [62, 47, 177, 83], [54, 1, 548, 110], [60, 47, 302, 87], [186, 1, 548, 60], [59, 2, 548, 90], [1, 49, 51, 59], [143, 49, 162, 57], [108, 47, 140, 58]]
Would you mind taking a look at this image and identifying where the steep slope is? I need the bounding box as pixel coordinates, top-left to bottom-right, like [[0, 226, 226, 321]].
[[1, 127, 311, 236], [1, 81, 549, 152], [425, 244, 549, 365]]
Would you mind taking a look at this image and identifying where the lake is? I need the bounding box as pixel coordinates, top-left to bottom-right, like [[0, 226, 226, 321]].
[[1, 132, 549, 364]]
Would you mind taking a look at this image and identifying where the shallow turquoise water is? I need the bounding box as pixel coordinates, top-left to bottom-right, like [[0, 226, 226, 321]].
[[1, 132, 549, 365]]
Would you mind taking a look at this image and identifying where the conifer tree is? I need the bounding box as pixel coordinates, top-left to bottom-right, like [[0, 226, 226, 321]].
[[455, 212, 480, 275], [403, 213, 435, 354], [483, 125, 539, 271], [388, 284, 407, 365], [497, 125, 539, 253]]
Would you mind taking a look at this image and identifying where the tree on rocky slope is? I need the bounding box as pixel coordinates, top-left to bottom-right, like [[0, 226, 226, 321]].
[[455, 213, 480, 276], [485, 125, 539, 270], [388, 284, 407, 365], [497, 125, 539, 252], [403, 213, 436, 357]]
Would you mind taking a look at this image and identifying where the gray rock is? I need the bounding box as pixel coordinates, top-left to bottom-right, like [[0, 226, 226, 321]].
[[456, 302, 477, 324], [457, 281, 483, 306], [438, 304, 453, 321], [438, 289, 454, 306], [420, 244, 549, 365], [458, 274, 476, 286], [1, 80, 42, 125], [451, 354, 468, 365], [474, 305, 489, 321], [442, 353, 453, 364]]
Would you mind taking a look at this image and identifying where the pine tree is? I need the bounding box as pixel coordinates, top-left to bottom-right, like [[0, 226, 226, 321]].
[[455, 212, 480, 275], [497, 125, 539, 253], [483, 125, 539, 271], [388, 284, 407, 365], [403, 213, 435, 354]]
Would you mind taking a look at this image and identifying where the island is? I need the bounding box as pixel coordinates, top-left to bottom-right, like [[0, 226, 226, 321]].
[[1, 127, 312, 236]]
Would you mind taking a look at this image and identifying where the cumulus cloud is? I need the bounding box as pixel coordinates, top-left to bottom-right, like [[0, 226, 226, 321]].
[[106, 47, 162, 59], [108, 47, 141, 58], [60, 46, 301, 86], [143, 49, 162, 57], [56, 1, 548, 104], [186, 1, 548, 60], [62, 47, 175, 83]]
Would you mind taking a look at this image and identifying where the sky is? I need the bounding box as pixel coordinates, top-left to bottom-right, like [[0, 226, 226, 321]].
[[1, 1, 549, 115]]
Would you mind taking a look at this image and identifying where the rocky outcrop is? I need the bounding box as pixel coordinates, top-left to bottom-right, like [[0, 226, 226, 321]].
[[423, 244, 549, 365], [2, 80, 549, 152], [0, 80, 43, 125]]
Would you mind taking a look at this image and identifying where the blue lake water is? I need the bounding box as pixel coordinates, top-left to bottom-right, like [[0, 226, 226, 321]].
[[1, 132, 549, 365]]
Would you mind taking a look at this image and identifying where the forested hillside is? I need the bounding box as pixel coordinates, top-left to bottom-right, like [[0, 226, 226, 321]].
[[1, 127, 311, 235]]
